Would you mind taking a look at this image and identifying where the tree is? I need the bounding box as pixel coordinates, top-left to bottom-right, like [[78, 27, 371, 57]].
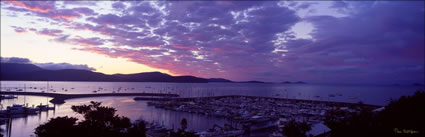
[[127, 120, 147, 137], [378, 91, 425, 137], [71, 101, 131, 137], [35, 101, 146, 137], [0, 127, 4, 137], [35, 116, 78, 137], [282, 119, 311, 137], [325, 91, 425, 137], [181, 118, 188, 131], [170, 118, 199, 137], [325, 108, 378, 137]]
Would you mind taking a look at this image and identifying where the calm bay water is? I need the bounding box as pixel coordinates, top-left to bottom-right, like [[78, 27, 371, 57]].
[[1, 81, 423, 137]]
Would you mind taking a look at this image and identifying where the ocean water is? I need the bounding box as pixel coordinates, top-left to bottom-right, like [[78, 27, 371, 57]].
[[1, 81, 423, 137]]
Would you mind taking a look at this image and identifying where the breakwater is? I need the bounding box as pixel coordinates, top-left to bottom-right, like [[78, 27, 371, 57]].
[[0, 91, 179, 104]]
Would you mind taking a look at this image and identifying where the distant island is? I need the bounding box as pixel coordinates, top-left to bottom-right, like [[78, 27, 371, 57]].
[[392, 83, 424, 86], [281, 81, 307, 84], [412, 83, 424, 86], [238, 80, 268, 84], [0, 63, 272, 83]]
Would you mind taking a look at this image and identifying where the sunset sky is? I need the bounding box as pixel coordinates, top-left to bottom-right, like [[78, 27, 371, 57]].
[[1, 1, 424, 84]]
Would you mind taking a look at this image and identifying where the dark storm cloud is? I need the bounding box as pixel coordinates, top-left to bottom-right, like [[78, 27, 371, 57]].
[[35, 63, 96, 71], [1, 57, 31, 64], [284, 1, 424, 83], [0, 57, 95, 71]]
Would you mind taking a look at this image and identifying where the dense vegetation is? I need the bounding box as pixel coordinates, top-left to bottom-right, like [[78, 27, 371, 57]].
[[282, 119, 311, 137], [35, 101, 146, 137], [170, 118, 199, 137], [325, 91, 424, 137], [34, 101, 198, 137]]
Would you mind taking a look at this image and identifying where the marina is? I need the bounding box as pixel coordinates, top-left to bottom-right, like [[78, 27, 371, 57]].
[[139, 95, 380, 136], [0, 81, 423, 137], [0, 1, 423, 137]]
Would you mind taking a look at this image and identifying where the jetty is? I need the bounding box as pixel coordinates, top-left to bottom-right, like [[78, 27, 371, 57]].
[[0, 91, 179, 104]]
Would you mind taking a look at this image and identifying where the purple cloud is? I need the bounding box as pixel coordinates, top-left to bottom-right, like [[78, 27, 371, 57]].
[[52, 35, 105, 47], [29, 28, 63, 36], [112, 2, 126, 9], [5, 1, 54, 13], [3, 1, 424, 84], [71, 36, 105, 46], [10, 26, 27, 33], [283, 1, 425, 83], [3, 1, 96, 21], [63, 1, 97, 6]]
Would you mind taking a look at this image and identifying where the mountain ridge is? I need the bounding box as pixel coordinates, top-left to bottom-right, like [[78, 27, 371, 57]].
[[0, 63, 263, 83]]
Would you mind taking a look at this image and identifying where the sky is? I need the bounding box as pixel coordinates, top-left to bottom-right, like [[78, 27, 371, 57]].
[[1, 1, 424, 84]]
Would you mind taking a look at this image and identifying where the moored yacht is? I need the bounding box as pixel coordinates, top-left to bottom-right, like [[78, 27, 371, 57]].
[[0, 104, 38, 115]]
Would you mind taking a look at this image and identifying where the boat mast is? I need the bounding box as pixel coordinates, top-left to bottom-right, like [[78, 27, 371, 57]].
[[46, 81, 49, 105], [24, 84, 26, 105]]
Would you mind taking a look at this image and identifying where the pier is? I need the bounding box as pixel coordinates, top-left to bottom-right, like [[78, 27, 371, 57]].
[[0, 91, 179, 104]]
